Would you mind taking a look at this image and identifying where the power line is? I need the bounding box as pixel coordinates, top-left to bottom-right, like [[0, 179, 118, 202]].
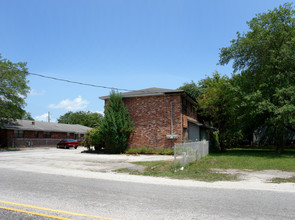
[[0, 66, 133, 92], [29, 72, 134, 92], [1, 66, 183, 96]]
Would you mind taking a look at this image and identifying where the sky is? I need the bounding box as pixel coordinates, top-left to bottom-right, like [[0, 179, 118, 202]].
[[0, 0, 292, 122]]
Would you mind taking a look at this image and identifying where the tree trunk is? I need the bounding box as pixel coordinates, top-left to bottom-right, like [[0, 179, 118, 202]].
[[219, 136, 226, 152], [276, 129, 285, 154]]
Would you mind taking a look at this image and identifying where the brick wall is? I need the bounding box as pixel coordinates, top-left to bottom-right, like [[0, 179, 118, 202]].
[[0, 129, 84, 147], [185, 99, 198, 120], [51, 132, 68, 139], [120, 94, 183, 149]]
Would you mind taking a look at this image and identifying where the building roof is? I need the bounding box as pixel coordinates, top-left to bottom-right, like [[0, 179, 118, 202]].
[[0, 120, 91, 134], [99, 87, 184, 100]]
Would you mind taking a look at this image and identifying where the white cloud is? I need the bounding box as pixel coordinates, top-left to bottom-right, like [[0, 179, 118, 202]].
[[29, 89, 45, 96], [35, 113, 47, 121], [96, 111, 104, 115], [35, 113, 56, 122], [49, 96, 89, 111], [89, 110, 104, 115]]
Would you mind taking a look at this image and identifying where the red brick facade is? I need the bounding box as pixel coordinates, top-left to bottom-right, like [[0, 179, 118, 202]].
[[104, 93, 200, 149], [0, 128, 85, 147]]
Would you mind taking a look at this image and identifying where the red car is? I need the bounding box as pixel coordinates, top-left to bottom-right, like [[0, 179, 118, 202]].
[[57, 139, 79, 149]]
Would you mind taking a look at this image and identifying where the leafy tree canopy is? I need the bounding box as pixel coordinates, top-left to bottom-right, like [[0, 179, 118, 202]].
[[197, 71, 242, 150], [57, 111, 103, 128], [219, 3, 295, 152], [177, 80, 200, 100], [21, 112, 34, 120], [0, 54, 30, 125]]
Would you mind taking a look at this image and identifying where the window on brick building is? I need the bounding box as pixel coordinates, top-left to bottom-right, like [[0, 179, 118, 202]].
[[182, 98, 187, 114], [14, 130, 24, 138], [35, 131, 39, 138], [43, 132, 51, 138], [67, 132, 70, 138]]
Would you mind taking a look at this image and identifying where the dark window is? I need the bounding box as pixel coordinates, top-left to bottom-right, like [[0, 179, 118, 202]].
[[14, 130, 24, 138], [35, 131, 39, 138], [43, 132, 51, 138], [182, 98, 187, 114]]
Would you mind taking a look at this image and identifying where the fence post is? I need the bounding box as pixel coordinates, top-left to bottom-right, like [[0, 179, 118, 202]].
[[174, 143, 176, 172]]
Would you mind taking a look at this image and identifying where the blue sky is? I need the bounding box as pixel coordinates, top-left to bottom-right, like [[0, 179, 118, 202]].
[[0, 0, 292, 122]]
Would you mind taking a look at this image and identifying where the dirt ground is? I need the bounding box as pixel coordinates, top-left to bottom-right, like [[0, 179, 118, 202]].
[[0, 147, 294, 189], [211, 168, 295, 183], [0, 147, 173, 173]]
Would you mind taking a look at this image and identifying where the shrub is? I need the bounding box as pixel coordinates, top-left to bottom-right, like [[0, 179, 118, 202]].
[[81, 127, 104, 151], [100, 91, 134, 153]]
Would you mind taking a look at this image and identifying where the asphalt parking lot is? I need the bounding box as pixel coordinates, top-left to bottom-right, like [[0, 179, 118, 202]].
[[0, 147, 173, 174]]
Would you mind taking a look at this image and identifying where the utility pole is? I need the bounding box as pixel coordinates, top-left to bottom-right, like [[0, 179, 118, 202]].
[[48, 112, 50, 123]]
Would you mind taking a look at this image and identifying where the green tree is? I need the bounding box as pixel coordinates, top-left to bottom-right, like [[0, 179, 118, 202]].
[[177, 80, 200, 100], [0, 54, 30, 125], [21, 112, 34, 120], [219, 3, 295, 152], [99, 90, 134, 153], [81, 126, 104, 151], [197, 71, 241, 151], [57, 111, 103, 128]]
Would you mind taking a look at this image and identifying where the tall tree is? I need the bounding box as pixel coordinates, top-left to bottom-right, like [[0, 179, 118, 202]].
[[99, 90, 134, 153], [0, 54, 30, 125], [57, 111, 103, 128], [197, 71, 241, 151], [21, 112, 34, 120], [219, 3, 295, 152], [177, 80, 200, 100]]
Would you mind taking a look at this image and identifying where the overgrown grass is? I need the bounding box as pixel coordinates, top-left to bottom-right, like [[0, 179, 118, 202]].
[[208, 146, 295, 171], [116, 146, 295, 182], [117, 160, 237, 182], [125, 146, 174, 155]]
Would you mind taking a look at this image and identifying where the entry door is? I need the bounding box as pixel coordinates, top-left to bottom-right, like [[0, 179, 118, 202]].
[[188, 122, 200, 142]]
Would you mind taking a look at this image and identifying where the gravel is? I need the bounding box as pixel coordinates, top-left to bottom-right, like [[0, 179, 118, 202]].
[[0, 147, 294, 193]]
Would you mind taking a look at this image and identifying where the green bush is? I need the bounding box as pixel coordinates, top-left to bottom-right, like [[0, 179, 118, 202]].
[[81, 127, 104, 151], [99, 91, 134, 153]]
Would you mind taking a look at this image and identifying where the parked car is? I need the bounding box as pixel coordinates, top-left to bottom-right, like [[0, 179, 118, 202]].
[[57, 139, 79, 149]]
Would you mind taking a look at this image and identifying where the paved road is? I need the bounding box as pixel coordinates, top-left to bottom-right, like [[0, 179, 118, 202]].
[[0, 168, 295, 220], [0, 148, 295, 219]]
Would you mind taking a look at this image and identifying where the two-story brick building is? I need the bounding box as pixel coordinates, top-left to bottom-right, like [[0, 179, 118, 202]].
[[100, 87, 210, 149]]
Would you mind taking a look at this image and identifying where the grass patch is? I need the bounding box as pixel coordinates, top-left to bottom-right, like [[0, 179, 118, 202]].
[[208, 147, 295, 171], [125, 146, 174, 155], [116, 146, 295, 182], [270, 177, 295, 184], [116, 160, 238, 182]]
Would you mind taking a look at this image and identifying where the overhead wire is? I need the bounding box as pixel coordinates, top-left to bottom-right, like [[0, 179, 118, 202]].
[[0, 66, 134, 92], [0, 66, 182, 95], [29, 72, 134, 92]]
